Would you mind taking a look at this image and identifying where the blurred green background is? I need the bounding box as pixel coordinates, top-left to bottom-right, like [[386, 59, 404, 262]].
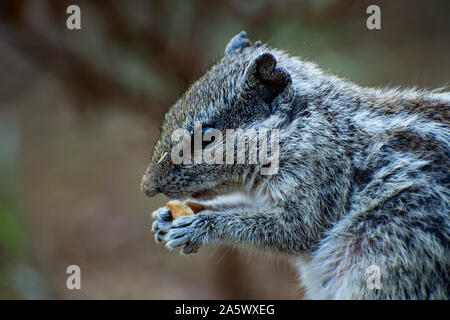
[[0, 0, 449, 299]]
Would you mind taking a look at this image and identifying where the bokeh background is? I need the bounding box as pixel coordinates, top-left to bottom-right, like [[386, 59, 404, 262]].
[[0, 0, 449, 299]]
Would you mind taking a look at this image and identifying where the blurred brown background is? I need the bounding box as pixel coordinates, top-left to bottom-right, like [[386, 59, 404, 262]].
[[0, 0, 449, 299]]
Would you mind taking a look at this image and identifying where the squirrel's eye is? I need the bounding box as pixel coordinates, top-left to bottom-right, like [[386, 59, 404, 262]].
[[202, 127, 213, 134], [190, 126, 216, 154]]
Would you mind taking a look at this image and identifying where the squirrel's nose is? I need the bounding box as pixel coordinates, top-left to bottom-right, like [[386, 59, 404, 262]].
[[140, 172, 161, 197]]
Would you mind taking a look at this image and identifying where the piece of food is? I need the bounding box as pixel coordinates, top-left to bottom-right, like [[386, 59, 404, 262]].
[[166, 200, 193, 219], [166, 200, 205, 219]]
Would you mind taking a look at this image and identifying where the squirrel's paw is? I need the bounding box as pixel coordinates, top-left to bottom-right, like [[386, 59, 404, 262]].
[[151, 207, 173, 243], [152, 208, 211, 254]]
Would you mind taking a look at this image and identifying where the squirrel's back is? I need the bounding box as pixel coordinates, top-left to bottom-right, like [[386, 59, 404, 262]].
[[301, 86, 450, 299]]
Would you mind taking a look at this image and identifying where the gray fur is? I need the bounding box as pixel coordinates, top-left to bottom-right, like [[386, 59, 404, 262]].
[[142, 32, 450, 299]]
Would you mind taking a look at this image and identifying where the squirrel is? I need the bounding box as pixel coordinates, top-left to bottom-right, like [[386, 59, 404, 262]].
[[141, 32, 449, 299]]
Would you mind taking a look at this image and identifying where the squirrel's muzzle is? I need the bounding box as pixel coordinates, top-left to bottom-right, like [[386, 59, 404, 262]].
[[140, 169, 161, 197]]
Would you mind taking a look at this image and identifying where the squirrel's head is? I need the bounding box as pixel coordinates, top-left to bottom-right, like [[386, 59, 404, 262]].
[[141, 32, 297, 199]]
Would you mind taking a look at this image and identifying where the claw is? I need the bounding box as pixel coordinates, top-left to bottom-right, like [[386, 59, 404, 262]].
[[155, 231, 165, 243], [152, 207, 173, 221], [166, 237, 188, 249], [172, 215, 196, 227], [166, 227, 189, 238], [152, 219, 172, 232], [181, 241, 201, 255]]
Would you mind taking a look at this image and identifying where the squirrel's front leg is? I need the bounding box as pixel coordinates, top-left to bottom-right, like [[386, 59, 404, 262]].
[[152, 203, 307, 255]]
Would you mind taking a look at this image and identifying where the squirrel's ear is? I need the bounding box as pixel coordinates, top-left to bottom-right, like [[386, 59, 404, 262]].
[[225, 32, 250, 55], [242, 52, 293, 108], [225, 31, 262, 55]]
